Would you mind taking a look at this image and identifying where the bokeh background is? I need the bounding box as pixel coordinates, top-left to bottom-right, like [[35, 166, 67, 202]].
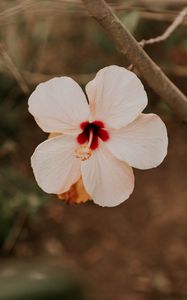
[[0, 1, 187, 299]]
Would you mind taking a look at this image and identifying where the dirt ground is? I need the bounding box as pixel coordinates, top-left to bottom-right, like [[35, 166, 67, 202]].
[[11, 117, 187, 300]]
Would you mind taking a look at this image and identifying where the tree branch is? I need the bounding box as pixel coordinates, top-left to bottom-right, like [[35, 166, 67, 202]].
[[81, 0, 187, 121]]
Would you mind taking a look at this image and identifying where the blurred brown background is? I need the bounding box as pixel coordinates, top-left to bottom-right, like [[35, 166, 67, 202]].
[[0, 1, 187, 300]]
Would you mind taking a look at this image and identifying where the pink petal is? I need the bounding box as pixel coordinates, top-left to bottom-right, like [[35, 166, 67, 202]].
[[86, 65, 147, 129], [28, 77, 89, 134], [31, 135, 81, 194], [106, 113, 168, 170], [81, 142, 134, 207]]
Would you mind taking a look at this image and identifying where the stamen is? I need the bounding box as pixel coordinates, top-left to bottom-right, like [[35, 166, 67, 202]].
[[75, 145, 92, 161]]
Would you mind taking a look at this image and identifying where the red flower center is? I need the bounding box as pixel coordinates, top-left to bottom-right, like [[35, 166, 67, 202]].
[[77, 121, 110, 150]]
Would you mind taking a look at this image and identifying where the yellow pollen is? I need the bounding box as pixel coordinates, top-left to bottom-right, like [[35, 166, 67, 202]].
[[75, 145, 92, 161]]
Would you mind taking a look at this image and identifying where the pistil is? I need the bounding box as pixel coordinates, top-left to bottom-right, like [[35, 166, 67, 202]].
[[87, 128, 94, 148]]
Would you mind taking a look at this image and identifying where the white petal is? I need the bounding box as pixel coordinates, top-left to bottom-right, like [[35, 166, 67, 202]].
[[81, 142, 134, 207], [28, 77, 89, 134], [31, 135, 81, 194], [86, 65, 147, 128], [106, 113, 168, 170]]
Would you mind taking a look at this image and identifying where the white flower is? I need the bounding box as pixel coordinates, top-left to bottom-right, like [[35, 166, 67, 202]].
[[28, 65, 168, 207]]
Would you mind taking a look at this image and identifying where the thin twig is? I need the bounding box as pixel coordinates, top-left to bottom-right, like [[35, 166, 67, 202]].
[[166, 65, 187, 77], [0, 0, 37, 22], [140, 7, 187, 47], [1, 1, 187, 26], [2, 211, 28, 255], [81, 0, 187, 121], [0, 65, 186, 93], [0, 44, 30, 94], [129, 8, 187, 72], [23, 70, 95, 86], [136, 11, 187, 27], [128, 7, 187, 70]]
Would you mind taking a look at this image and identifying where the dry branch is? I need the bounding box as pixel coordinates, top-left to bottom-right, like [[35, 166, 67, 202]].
[[128, 7, 187, 70], [0, 44, 29, 94], [2, 211, 28, 255], [140, 7, 187, 47], [1, 1, 187, 26], [81, 0, 187, 121]]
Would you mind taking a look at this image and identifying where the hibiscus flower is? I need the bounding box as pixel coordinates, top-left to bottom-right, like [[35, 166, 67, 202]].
[[28, 65, 168, 207]]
